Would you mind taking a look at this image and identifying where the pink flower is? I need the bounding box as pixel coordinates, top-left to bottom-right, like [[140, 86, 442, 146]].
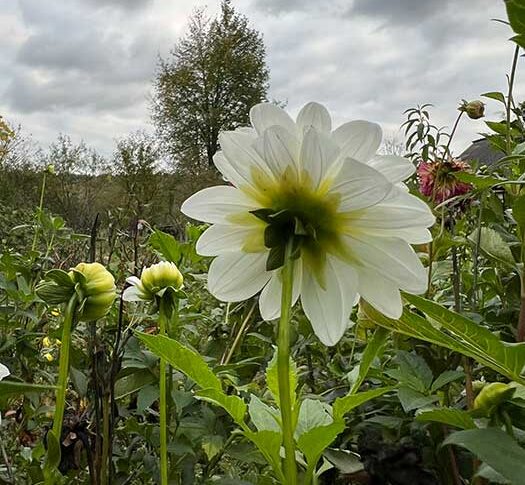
[[417, 159, 472, 204]]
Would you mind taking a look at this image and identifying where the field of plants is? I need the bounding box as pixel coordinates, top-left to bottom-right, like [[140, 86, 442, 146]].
[[2, 1, 525, 485]]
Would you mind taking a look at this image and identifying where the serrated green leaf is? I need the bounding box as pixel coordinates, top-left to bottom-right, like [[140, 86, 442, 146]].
[[481, 92, 506, 104], [297, 421, 345, 469], [196, 388, 246, 426], [149, 230, 182, 263], [115, 369, 157, 399], [363, 296, 525, 383], [513, 195, 525, 240], [333, 387, 394, 420], [506, 0, 525, 36], [243, 430, 284, 482], [454, 172, 501, 189], [397, 386, 438, 412], [45, 429, 61, 470], [248, 395, 280, 432], [430, 370, 464, 393], [468, 227, 517, 269], [444, 428, 525, 484], [266, 349, 297, 408], [0, 381, 56, 396], [350, 327, 389, 393], [295, 399, 333, 439], [137, 333, 221, 390], [416, 408, 477, 430]]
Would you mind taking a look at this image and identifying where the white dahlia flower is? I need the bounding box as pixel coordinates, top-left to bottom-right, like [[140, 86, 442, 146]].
[[182, 102, 434, 345]]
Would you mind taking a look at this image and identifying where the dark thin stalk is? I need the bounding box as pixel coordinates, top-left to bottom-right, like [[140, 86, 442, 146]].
[[506, 45, 520, 155]]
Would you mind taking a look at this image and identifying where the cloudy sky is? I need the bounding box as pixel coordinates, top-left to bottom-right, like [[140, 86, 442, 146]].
[[0, 0, 521, 158]]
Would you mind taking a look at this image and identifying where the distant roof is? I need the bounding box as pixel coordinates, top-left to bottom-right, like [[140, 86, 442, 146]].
[[459, 138, 505, 166]]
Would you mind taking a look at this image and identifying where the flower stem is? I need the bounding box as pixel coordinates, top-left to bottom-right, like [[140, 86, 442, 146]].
[[158, 297, 172, 485], [506, 44, 520, 155], [277, 242, 297, 485], [51, 293, 78, 463]]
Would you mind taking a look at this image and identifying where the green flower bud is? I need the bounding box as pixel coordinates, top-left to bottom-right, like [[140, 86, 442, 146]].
[[473, 382, 515, 417], [141, 262, 183, 295], [123, 261, 183, 302], [69, 262, 116, 321], [459, 100, 485, 119]]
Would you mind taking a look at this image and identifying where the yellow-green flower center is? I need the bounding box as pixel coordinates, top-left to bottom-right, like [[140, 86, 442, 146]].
[[246, 167, 347, 279]]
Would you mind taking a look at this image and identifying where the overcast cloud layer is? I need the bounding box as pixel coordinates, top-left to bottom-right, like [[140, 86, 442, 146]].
[[0, 0, 522, 158]]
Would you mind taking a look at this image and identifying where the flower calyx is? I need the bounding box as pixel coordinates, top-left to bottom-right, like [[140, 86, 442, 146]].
[[251, 208, 308, 271]]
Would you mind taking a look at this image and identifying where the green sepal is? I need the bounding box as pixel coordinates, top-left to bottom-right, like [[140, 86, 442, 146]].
[[45, 269, 75, 288], [250, 208, 275, 223], [266, 246, 285, 271], [35, 281, 74, 305]]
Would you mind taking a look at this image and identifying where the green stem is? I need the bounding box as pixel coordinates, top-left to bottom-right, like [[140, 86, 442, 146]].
[[50, 293, 78, 465], [159, 298, 170, 485], [443, 110, 464, 162], [277, 242, 297, 485]]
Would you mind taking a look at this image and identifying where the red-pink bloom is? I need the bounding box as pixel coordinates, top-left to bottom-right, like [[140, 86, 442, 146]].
[[417, 159, 472, 204]]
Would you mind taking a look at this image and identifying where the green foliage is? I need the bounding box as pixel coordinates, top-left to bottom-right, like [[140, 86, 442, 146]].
[[444, 428, 525, 484]]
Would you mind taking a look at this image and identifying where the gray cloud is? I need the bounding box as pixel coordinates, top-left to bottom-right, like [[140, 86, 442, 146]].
[[350, 0, 453, 23], [0, 0, 518, 157]]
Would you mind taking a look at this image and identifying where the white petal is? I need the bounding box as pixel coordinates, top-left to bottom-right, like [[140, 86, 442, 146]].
[[125, 276, 142, 286], [259, 260, 303, 321], [181, 186, 257, 224], [368, 155, 415, 183], [332, 120, 382, 163], [357, 269, 403, 319], [0, 363, 10, 381], [345, 234, 427, 294], [301, 257, 357, 346], [361, 227, 433, 244], [218, 131, 274, 186], [122, 285, 148, 302], [208, 252, 271, 302], [347, 187, 435, 230], [254, 125, 300, 177], [300, 128, 339, 187], [250, 103, 297, 136], [296, 102, 332, 134], [196, 224, 260, 256], [330, 158, 392, 211]]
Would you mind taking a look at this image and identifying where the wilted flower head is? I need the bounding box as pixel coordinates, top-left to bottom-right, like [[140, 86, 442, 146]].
[[123, 261, 183, 302], [182, 102, 435, 346], [459, 100, 485, 120], [417, 159, 472, 204]]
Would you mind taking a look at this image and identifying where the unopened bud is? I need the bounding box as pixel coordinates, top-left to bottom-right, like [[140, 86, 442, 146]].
[[69, 263, 116, 321], [459, 100, 485, 119], [473, 382, 514, 417], [123, 261, 183, 302]]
